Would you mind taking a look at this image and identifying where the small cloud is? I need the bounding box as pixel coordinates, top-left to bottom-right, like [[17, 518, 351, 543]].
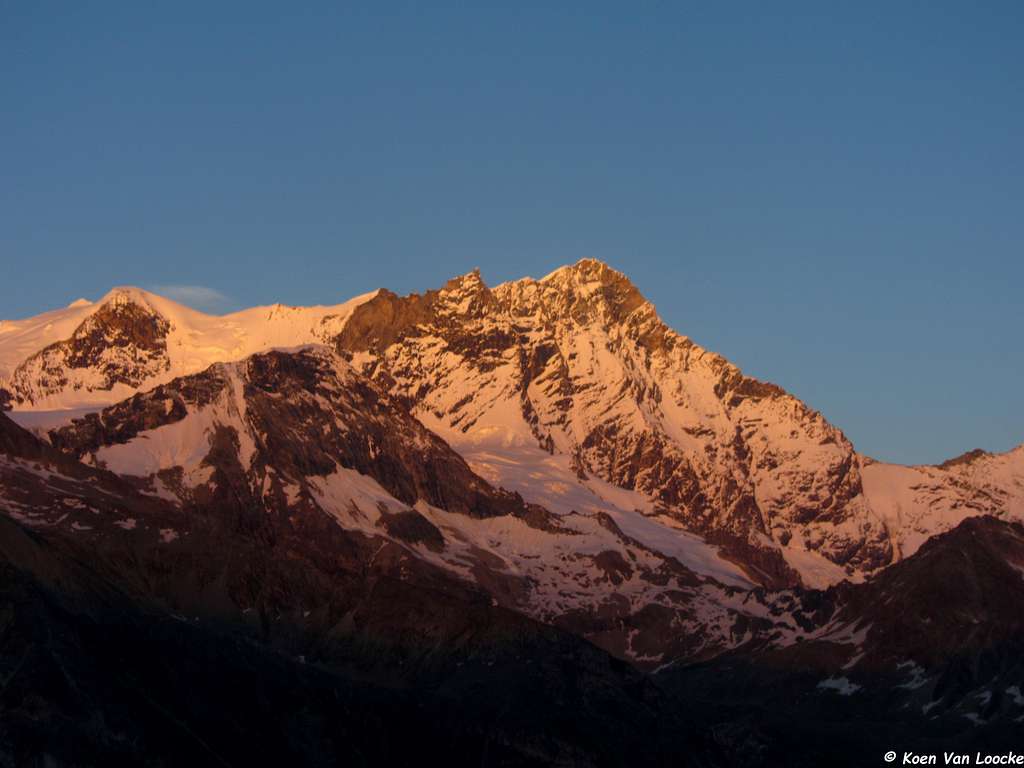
[[149, 284, 232, 312]]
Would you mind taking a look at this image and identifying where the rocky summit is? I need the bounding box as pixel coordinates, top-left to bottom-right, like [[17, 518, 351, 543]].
[[1, 260, 1022, 766]]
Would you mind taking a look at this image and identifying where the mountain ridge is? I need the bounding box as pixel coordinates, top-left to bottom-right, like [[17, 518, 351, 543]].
[[1, 264, 1022, 763], [2, 260, 1022, 591]]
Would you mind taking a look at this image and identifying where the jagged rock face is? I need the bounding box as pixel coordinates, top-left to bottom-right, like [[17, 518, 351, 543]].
[[49, 348, 527, 520], [4, 293, 171, 408], [15, 351, 811, 668], [335, 260, 888, 587]]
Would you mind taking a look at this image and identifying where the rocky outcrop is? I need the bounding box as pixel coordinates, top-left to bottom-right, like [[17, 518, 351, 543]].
[[49, 348, 533, 521], [4, 291, 172, 407], [331, 259, 891, 587]]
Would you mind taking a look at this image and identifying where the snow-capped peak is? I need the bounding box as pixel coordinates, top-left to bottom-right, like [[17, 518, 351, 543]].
[[0, 286, 379, 411], [539, 257, 621, 283]]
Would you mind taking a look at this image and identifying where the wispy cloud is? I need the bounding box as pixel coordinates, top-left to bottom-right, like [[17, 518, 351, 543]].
[[149, 285, 232, 313]]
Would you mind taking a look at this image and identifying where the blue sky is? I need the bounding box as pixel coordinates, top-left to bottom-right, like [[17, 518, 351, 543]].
[[2, 2, 1022, 464]]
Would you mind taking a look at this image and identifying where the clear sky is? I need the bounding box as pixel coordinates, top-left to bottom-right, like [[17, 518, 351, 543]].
[[2, 2, 1022, 464]]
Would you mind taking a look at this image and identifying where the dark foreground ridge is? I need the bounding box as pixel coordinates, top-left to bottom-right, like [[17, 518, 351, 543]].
[[0, 413, 703, 767], [2, 407, 1023, 766]]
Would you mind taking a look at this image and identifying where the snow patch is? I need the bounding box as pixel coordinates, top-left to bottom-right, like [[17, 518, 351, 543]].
[[817, 677, 861, 695]]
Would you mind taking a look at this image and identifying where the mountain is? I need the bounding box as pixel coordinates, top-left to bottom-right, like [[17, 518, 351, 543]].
[[5, 262, 1021, 593], [332, 259, 1024, 588], [1, 260, 1022, 764], [0, 286, 376, 411], [0, 411, 710, 767], [658, 515, 1024, 766], [3, 346, 797, 667], [330, 261, 878, 587]]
